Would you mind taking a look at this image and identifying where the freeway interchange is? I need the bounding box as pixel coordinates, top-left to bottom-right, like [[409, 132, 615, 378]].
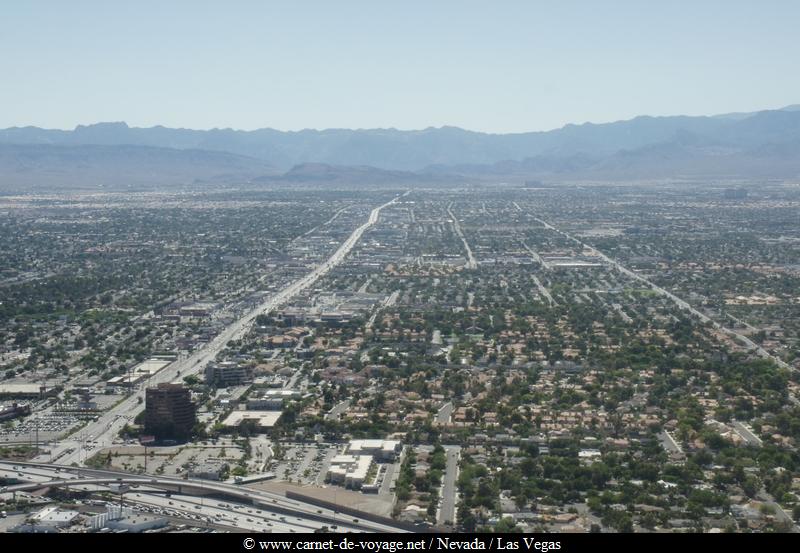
[[17, 194, 407, 532], [0, 460, 407, 533]]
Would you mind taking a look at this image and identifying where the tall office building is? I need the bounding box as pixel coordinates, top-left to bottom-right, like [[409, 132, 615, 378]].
[[144, 383, 196, 441]]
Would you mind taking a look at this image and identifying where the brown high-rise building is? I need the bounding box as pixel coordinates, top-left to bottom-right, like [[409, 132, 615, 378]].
[[144, 383, 196, 441]]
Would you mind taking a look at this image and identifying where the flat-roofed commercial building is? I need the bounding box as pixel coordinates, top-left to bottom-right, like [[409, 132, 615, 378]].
[[0, 384, 60, 399], [30, 506, 80, 528], [205, 362, 253, 387], [247, 389, 302, 410], [188, 459, 230, 480], [221, 410, 282, 431], [327, 454, 374, 489], [348, 439, 402, 461]]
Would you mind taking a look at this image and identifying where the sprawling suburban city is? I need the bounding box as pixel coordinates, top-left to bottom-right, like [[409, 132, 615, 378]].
[[3, 2, 800, 540], [2, 180, 799, 534]]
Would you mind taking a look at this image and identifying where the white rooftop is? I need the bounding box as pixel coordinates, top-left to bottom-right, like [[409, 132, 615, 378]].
[[222, 410, 282, 428]]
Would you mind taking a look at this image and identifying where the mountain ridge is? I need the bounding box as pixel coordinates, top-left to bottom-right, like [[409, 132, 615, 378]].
[[2, 105, 800, 190], [3, 105, 799, 172]]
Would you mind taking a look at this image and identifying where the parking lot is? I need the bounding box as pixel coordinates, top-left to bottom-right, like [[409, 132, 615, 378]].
[[0, 411, 83, 443], [96, 439, 246, 476], [267, 442, 338, 485]]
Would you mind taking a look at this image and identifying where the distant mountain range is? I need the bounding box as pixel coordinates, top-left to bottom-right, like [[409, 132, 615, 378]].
[[0, 143, 278, 192], [2, 105, 800, 191]]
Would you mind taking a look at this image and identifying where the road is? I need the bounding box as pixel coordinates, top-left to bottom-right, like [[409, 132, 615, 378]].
[[447, 203, 476, 269], [731, 420, 763, 447], [527, 211, 794, 375], [658, 430, 684, 456], [296, 205, 351, 240], [437, 445, 460, 526], [520, 241, 556, 305], [531, 275, 555, 306], [365, 290, 400, 330], [325, 399, 351, 422], [39, 193, 406, 467], [118, 491, 333, 533], [756, 485, 800, 532], [520, 209, 800, 531], [521, 241, 548, 269], [435, 402, 453, 425], [1, 461, 409, 533]]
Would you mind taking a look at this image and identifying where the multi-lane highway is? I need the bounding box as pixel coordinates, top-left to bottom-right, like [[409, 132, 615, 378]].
[[447, 203, 477, 270], [39, 193, 405, 468], [1, 461, 409, 533], [8, 193, 413, 533]]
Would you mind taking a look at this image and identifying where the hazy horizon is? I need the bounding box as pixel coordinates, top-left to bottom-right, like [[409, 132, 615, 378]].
[[3, 101, 798, 135]]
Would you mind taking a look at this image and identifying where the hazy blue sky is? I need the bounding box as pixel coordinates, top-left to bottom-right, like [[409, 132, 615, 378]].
[[2, 1, 799, 133]]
